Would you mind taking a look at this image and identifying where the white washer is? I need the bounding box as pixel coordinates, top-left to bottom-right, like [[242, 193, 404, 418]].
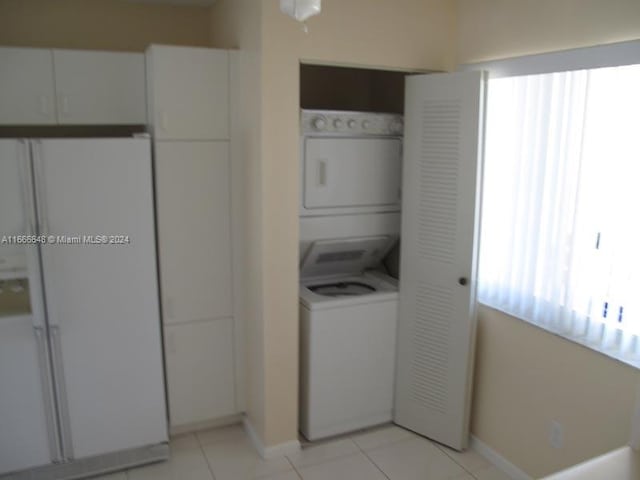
[[298, 110, 403, 441], [299, 237, 399, 441]]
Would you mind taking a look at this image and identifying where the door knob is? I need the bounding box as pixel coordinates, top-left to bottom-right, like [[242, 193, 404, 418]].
[[458, 277, 468, 286]]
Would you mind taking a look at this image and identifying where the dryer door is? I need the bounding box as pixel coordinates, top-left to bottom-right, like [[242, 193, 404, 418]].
[[303, 137, 402, 212]]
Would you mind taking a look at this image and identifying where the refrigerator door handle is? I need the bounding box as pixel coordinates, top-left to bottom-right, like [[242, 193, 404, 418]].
[[31, 140, 49, 236], [25, 246, 47, 330], [33, 325, 64, 463], [49, 325, 74, 461], [18, 141, 49, 331]]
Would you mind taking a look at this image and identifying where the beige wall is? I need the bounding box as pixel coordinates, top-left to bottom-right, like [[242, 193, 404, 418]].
[[456, 1, 640, 477], [456, 0, 640, 64], [259, 0, 456, 447], [264, 0, 456, 71], [473, 307, 639, 478], [210, 0, 265, 441], [212, 0, 456, 447], [211, 1, 640, 473], [0, 0, 210, 51], [214, 0, 640, 465], [16, 0, 634, 472]]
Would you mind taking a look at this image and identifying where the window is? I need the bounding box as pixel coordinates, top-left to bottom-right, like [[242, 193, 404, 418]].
[[479, 63, 640, 366]]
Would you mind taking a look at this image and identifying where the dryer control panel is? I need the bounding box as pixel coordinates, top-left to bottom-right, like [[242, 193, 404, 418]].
[[301, 110, 403, 137], [300, 109, 404, 217]]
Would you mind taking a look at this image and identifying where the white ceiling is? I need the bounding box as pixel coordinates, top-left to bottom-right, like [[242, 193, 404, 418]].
[[126, 0, 217, 6]]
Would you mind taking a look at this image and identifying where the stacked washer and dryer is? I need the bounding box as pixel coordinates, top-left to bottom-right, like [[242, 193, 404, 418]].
[[298, 109, 404, 441]]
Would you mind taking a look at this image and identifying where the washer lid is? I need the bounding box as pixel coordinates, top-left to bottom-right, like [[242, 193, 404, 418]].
[[300, 236, 395, 278]]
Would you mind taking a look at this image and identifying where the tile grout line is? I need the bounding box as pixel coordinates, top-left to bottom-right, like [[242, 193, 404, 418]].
[[198, 425, 301, 480], [358, 427, 484, 480], [284, 456, 304, 479], [433, 443, 480, 479], [195, 431, 219, 480], [353, 433, 418, 454], [351, 437, 392, 480], [286, 438, 362, 470]]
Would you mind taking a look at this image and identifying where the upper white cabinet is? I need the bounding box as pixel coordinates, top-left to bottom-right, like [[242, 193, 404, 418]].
[[52, 50, 146, 125], [0, 48, 56, 125], [0, 47, 146, 125], [147, 45, 229, 140]]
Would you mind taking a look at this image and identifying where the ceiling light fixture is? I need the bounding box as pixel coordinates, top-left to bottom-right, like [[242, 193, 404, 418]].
[[280, 0, 321, 32]]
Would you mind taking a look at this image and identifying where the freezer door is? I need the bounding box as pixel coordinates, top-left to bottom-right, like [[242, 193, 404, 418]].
[[34, 138, 167, 460], [0, 139, 60, 474]]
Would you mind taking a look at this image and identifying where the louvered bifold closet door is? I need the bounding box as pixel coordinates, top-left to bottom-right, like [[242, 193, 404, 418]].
[[394, 71, 485, 451]]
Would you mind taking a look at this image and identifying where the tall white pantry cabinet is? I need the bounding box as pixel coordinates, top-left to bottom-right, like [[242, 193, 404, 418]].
[[146, 45, 244, 431]]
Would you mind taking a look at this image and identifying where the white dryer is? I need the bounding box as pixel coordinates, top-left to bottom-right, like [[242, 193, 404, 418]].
[[298, 110, 403, 441]]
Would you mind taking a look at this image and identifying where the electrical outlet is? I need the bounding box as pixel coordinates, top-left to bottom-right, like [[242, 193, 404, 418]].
[[550, 420, 564, 449]]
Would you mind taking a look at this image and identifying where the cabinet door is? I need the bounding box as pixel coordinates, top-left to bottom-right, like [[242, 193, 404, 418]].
[[394, 71, 485, 451], [164, 319, 236, 427], [155, 141, 233, 324], [148, 46, 229, 140], [0, 48, 56, 125], [35, 139, 167, 459], [53, 50, 146, 125]]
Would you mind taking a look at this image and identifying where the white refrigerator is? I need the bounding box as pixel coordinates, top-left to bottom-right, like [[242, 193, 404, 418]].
[[0, 138, 168, 478]]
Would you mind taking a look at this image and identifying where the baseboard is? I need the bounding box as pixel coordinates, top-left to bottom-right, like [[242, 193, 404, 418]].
[[470, 435, 533, 480], [169, 413, 243, 436], [0, 443, 168, 480], [242, 416, 301, 459]]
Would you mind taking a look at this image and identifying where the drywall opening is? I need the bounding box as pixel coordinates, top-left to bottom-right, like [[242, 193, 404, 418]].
[[299, 63, 413, 280], [300, 63, 406, 113]]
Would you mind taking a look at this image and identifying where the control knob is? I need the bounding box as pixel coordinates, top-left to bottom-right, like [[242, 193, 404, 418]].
[[361, 120, 371, 130], [312, 116, 327, 130], [333, 118, 344, 129], [347, 119, 357, 129], [389, 119, 404, 134]]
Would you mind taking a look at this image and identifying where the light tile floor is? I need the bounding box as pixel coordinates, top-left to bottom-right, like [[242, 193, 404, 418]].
[[93, 424, 514, 480]]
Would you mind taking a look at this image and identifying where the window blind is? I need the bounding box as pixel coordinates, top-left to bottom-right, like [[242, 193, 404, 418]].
[[478, 64, 640, 367]]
